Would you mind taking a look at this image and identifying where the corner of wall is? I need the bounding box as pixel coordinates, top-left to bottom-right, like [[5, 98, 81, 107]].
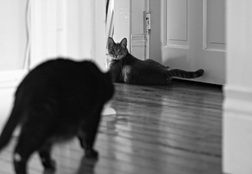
[[223, 84, 252, 174]]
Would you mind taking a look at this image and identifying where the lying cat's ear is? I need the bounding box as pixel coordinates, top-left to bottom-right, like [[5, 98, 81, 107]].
[[120, 38, 127, 48], [107, 37, 115, 49]]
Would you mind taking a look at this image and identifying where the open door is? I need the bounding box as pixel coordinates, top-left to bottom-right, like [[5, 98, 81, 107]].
[[161, 0, 226, 85]]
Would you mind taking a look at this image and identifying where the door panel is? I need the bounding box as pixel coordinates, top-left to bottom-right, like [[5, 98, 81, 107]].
[[167, 0, 188, 45], [161, 0, 226, 84], [204, 0, 225, 51]]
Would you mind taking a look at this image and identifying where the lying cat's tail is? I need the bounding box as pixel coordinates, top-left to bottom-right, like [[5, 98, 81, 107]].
[[167, 69, 204, 79], [0, 101, 21, 151]]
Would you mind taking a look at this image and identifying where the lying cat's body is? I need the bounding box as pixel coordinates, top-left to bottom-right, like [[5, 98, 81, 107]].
[[0, 58, 114, 174], [107, 37, 204, 85]]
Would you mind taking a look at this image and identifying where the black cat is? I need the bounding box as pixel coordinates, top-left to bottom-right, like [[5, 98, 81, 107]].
[[107, 37, 204, 85], [0, 58, 114, 174]]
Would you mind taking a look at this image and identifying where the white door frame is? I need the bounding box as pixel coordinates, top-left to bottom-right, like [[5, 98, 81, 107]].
[[130, 0, 150, 60], [112, 0, 150, 60]]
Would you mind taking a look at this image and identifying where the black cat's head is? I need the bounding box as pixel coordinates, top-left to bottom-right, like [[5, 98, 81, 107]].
[[107, 37, 128, 60]]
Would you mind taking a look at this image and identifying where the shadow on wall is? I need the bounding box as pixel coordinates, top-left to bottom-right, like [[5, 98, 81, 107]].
[[163, 55, 189, 70]]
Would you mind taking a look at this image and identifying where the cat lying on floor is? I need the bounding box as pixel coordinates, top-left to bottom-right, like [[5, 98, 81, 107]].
[[107, 37, 204, 85], [0, 58, 114, 174]]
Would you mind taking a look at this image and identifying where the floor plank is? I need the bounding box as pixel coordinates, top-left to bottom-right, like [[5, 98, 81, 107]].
[[0, 81, 223, 174]]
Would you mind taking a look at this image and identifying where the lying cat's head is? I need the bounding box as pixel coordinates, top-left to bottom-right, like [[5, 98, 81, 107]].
[[107, 37, 128, 60]]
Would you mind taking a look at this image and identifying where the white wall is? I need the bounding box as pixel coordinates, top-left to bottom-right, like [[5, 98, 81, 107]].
[[113, 0, 130, 49], [0, 0, 27, 71], [30, 0, 106, 70], [223, 0, 252, 173], [66, 0, 107, 70], [0, 0, 28, 130]]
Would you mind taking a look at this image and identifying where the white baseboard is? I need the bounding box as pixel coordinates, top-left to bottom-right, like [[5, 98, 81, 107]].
[[0, 69, 28, 89], [223, 85, 252, 115]]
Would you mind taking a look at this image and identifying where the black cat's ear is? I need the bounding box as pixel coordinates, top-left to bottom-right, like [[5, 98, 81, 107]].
[[120, 38, 127, 48], [107, 37, 115, 49]]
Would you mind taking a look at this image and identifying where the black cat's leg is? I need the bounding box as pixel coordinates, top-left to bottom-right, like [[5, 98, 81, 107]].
[[78, 131, 97, 159], [13, 146, 29, 174], [80, 108, 103, 159], [14, 107, 56, 174], [14, 133, 43, 174], [38, 142, 56, 172], [78, 131, 87, 150], [78, 128, 99, 159]]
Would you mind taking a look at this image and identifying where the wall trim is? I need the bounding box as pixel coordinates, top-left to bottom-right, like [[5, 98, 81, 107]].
[[131, 34, 148, 59], [0, 70, 28, 89], [131, 34, 147, 47], [223, 84, 252, 116]]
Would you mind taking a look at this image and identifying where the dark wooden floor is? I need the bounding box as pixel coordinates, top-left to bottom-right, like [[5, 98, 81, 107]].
[[0, 80, 223, 174]]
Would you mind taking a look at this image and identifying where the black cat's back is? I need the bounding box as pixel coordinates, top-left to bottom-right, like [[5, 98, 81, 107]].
[[15, 59, 111, 133], [0, 58, 114, 174], [16, 58, 114, 141]]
